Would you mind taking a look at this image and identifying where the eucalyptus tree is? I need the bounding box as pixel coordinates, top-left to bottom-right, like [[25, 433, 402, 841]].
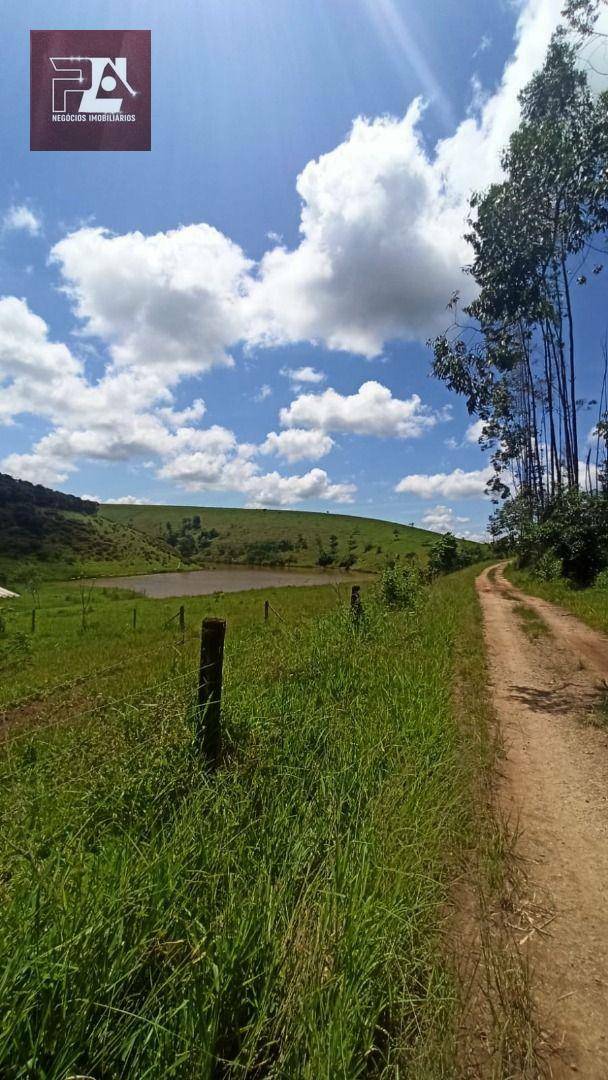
[[430, 36, 608, 539], [562, 0, 607, 39]]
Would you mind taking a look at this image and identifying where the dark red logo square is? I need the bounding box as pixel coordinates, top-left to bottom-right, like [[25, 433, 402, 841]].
[[30, 30, 151, 151]]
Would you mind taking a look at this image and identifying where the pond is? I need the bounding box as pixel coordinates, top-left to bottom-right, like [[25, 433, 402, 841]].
[[90, 566, 368, 599]]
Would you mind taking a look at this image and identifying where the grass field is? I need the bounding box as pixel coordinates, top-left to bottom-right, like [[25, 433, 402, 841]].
[[0, 579, 358, 711], [0, 566, 494, 1077], [102, 503, 483, 572], [505, 565, 608, 636]]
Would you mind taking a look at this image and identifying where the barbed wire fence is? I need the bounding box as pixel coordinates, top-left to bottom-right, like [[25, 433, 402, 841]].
[[1, 585, 365, 771]]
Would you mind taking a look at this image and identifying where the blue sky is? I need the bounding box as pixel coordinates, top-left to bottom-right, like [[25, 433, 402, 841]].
[[1, 0, 604, 539]]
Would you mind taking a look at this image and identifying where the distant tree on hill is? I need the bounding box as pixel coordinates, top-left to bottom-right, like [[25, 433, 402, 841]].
[[428, 533, 465, 575], [177, 534, 196, 559]]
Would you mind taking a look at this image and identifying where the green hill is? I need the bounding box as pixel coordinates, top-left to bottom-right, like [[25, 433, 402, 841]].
[[102, 503, 483, 572], [1, 472, 486, 586], [0, 473, 178, 586]]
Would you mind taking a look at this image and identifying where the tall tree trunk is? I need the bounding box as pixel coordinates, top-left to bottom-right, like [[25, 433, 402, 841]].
[[547, 318, 575, 487], [542, 327, 560, 495], [561, 253, 579, 485]]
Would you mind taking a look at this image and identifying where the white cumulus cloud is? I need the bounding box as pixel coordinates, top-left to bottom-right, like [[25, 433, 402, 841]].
[[0, 296, 86, 426], [108, 495, 158, 505], [243, 469, 355, 508], [157, 399, 206, 427], [0, 299, 353, 508], [158, 447, 354, 506], [50, 224, 253, 378], [465, 419, 486, 444], [280, 365, 326, 385], [245, 0, 563, 356], [259, 428, 334, 463], [396, 466, 492, 499], [280, 381, 442, 438], [421, 504, 470, 531]]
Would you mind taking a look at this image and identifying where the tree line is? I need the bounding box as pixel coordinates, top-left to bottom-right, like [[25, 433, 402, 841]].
[[430, 2, 608, 585], [0, 472, 97, 516]]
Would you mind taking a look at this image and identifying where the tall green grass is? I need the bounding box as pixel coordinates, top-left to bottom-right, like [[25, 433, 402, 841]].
[[0, 582, 347, 710], [0, 570, 488, 1077], [505, 565, 608, 636]]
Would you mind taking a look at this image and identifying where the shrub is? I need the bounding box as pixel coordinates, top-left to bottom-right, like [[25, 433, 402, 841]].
[[427, 532, 471, 576], [0, 630, 31, 670], [377, 564, 423, 610], [244, 539, 294, 565], [533, 552, 563, 582], [595, 568, 608, 590], [506, 491, 608, 586]]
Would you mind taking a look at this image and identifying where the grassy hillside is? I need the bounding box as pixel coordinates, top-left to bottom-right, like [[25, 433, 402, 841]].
[[0, 513, 180, 588], [1, 472, 486, 586], [0, 567, 496, 1075], [0, 472, 180, 587], [103, 503, 483, 572]]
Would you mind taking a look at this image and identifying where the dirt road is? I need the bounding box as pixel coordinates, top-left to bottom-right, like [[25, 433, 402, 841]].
[[477, 564, 608, 1076]]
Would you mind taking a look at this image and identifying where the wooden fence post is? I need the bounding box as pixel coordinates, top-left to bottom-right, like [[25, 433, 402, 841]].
[[179, 604, 185, 645], [31, 609, 36, 634], [350, 584, 363, 625], [264, 599, 269, 622], [132, 607, 137, 630], [197, 618, 226, 767]]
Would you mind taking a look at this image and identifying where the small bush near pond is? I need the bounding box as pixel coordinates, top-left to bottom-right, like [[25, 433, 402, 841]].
[[377, 564, 423, 610]]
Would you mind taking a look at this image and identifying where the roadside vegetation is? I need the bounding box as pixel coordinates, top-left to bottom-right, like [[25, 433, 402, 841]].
[[506, 564, 608, 638]]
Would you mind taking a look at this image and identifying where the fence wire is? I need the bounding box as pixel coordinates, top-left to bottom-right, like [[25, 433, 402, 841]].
[[1, 628, 200, 716], [0, 657, 222, 752]]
